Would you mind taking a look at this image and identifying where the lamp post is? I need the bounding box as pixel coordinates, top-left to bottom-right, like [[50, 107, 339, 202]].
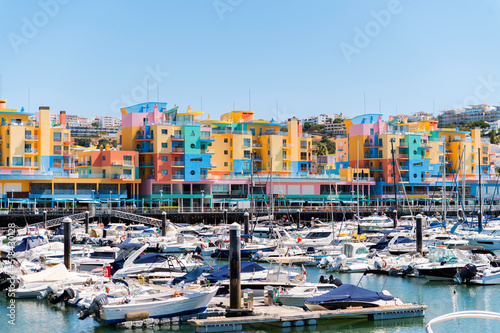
[[109, 190, 112, 213], [11, 189, 13, 212], [159, 190, 163, 210], [201, 190, 204, 213]]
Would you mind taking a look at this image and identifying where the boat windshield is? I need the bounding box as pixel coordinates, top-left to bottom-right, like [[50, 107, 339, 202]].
[[305, 232, 331, 239]]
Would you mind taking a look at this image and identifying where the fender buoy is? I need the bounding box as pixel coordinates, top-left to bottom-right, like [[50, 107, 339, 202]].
[[382, 260, 387, 269]]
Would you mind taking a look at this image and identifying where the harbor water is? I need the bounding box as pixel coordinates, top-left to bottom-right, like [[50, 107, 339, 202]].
[[1, 259, 499, 333]]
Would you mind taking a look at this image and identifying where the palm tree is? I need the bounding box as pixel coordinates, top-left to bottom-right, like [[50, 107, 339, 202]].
[[316, 142, 327, 156]]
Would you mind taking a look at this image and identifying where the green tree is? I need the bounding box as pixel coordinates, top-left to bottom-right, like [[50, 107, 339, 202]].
[[303, 122, 312, 131], [111, 139, 118, 148], [333, 118, 343, 123], [315, 142, 327, 156], [91, 122, 99, 127], [98, 138, 110, 147], [78, 138, 91, 147]]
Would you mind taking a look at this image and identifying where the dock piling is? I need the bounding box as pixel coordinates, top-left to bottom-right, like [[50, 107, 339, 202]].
[[229, 222, 241, 309], [63, 216, 72, 270], [243, 212, 249, 243], [84, 211, 89, 234], [416, 214, 423, 255], [43, 210, 47, 230]]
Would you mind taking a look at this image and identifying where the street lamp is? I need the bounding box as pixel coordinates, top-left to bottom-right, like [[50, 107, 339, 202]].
[[201, 190, 205, 213], [159, 190, 163, 209], [109, 190, 112, 212]]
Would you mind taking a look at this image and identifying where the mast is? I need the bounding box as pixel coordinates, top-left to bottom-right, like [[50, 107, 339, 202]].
[[462, 144, 466, 210], [356, 138, 360, 220], [478, 147, 483, 232], [442, 141, 446, 227], [456, 147, 460, 217], [250, 153, 254, 224], [270, 156, 274, 218]]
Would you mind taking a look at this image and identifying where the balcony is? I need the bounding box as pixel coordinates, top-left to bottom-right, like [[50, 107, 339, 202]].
[[53, 150, 62, 155], [54, 137, 62, 142], [200, 132, 213, 141], [111, 160, 134, 166], [201, 149, 213, 154], [25, 135, 38, 141], [111, 174, 133, 180], [172, 148, 184, 153], [283, 143, 293, 148], [139, 161, 154, 167], [253, 143, 263, 148], [283, 155, 292, 160], [172, 174, 184, 180], [398, 154, 409, 159], [136, 134, 153, 140], [75, 161, 91, 167], [399, 164, 409, 171], [25, 148, 38, 154], [364, 143, 382, 148], [300, 145, 308, 150], [24, 162, 38, 168], [63, 150, 71, 156], [253, 155, 262, 161], [172, 161, 184, 167], [171, 134, 184, 140]]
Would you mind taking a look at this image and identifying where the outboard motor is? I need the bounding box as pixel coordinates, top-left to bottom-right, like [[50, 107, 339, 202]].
[[455, 264, 477, 284], [331, 254, 347, 270], [78, 294, 108, 320], [50, 287, 76, 304], [0, 272, 18, 291], [38, 283, 58, 299], [328, 275, 342, 286], [318, 275, 327, 284]]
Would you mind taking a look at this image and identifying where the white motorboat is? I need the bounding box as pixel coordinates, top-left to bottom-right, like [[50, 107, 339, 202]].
[[278, 283, 339, 308], [79, 285, 219, 325]]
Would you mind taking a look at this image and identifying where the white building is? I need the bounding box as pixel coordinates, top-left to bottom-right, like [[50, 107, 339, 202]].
[[99, 115, 120, 128]]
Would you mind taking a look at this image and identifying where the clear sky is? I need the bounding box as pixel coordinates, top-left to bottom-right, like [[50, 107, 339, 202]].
[[1, 0, 500, 121]]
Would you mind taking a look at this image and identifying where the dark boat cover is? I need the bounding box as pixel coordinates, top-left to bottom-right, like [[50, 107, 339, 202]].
[[13, 236, 48, 252], [133, 253, 168, 264], [369, 237, 414, 250], [205, 262, 266, 282], [172, 267, 205, 285], [305, 284, 394, 305]]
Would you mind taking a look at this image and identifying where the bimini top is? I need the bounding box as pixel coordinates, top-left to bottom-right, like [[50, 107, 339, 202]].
[[205, 262, 266, 282], [172, 267, 205, 285], [305, 284, 394, 305]]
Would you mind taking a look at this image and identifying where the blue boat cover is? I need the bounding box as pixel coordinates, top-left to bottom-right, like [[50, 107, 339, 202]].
[[13, 236, 48, 252], [172, 267, 204, 285], [205, 262, 266, 282], [369, 237, 414, 250], [133, 253, 167, 264], [305, 284, 394, 305]]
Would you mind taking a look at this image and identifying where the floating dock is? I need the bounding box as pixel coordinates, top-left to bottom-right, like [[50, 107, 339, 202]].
[[188, 298, 427, 332]]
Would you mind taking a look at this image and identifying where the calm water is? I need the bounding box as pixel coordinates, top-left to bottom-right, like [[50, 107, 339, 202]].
[[1, 262, 500, 333]]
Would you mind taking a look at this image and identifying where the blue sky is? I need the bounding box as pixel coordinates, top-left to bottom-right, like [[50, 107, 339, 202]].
[[1, 0, 500, 121]]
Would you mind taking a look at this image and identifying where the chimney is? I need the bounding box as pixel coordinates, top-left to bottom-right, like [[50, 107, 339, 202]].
[[0, 99, 6, 109], [60, 111, 67, 127], [99, 145, 103, 152], [105, 144, 110, 151]]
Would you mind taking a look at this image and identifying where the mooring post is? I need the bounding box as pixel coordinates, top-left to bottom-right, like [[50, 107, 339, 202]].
[[393, 209, 398, 228], [416, 214, 423, 255], [243, 212, 249, 243], [229, 222, 241, 310], [43, 210, 47, 230], [161, 211, 167, 237], [296, 209, 300, 229], [84, 211, 89, 234], [63, 217, 72, 270], [224, 209, 228, 224]]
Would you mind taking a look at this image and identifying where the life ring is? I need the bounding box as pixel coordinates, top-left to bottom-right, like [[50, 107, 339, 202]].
[[382, 260, 388, 269], [120, 235, 126, 242], [172, 291, 181, 298]]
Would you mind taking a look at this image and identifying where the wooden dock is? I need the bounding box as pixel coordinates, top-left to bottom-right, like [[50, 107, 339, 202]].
[[188, 302, 427, 332]]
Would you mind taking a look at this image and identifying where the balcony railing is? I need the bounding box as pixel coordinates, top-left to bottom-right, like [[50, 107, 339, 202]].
[[283, 155, 292, 160], [111, 174, 133, 179], [24, 162, 39, 167], [172, 161, 184, 166], [111, 160, 134, 166], [25, 148, 38, 154], [136, 134, 153, 140], [139, 161, 154, 167], [25, 135, 38, 140], [172, 148, 184, 153], [171, 134, 183, 139], [201, 149, 213, 154], [172, 174, 184, 179], [200, 132, 212, 140]]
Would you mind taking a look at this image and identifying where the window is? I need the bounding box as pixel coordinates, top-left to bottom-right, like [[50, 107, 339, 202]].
[[190, 157, 202, 162], [283, 139, 286, 146], [102, 155, 106, 161], [6, 143, 9, 148], [244, 151, 251, 159], [54, 133, 61, 142], [161, 170, 168, 175], [12, 157, 23, 166], [250, 128, 255, 136], [124, 156, 132, 163], [413, 150, 417, 155], [161, 156, 168, 162], [283, 162, 287, 171], [6, 130, 9, 135], [439, 145, 444, 153], [224, 138, 228, 143], [190, 143, 195, 149], [224, 150, 228, 155], [243, 138, 250, 147], [190, 170, 195, 175], [224, 162, 228, 167], [161, 129, 168, 135], [102, 170, 106, 178], [370, 128, 374, 135], [243, 161, 251, 170], [213, 184, 229, 194], [54, 145, 62, 154], [162, 142, 168, 148]]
